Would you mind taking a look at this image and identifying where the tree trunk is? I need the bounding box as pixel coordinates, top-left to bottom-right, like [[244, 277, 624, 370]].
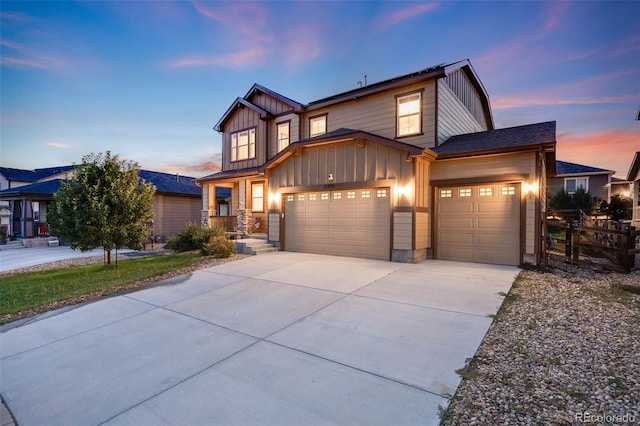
[[107, 250, 111, 265]]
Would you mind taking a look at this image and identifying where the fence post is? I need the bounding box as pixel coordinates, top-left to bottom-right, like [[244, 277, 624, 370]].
[[565, 222, 572, 262], [572, 226, 580, 263]]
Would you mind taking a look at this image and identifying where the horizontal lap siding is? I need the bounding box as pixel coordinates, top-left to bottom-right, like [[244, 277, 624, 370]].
[[153, 195, 202, 238], [269, 113, 300, 159], [302, 81, 436, 149]]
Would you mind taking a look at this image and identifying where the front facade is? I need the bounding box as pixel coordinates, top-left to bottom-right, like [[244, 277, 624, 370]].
[[198, 60, 556, 266]]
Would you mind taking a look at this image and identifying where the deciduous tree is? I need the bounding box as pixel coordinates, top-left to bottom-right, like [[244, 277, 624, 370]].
[[49, 152, 155, 265]]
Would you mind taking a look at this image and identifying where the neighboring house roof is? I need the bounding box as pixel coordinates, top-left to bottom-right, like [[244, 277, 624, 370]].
[[0, 169, 206, 198], [626, 151, 640, 181], [0, 166, 74, 183], [555, 160, 613, 176], [434, 121, 556, 157], [0, 179, 64, 196]]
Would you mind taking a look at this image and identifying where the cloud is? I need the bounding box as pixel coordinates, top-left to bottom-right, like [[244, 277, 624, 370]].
[[492, 69, 640, 110], [0, 38, 70, 70], [557, 129, 640, 177], [542, 1, 572, 34], [374, 3, 439, 29], [43, 141, 71, 149], [169, 46, 268, 69], [0, 11, 32, 22], [163, 157, 222, 177]]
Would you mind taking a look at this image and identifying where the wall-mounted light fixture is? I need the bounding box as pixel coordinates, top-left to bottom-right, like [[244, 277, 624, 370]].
[[328, 173, 334, 181], [522, 181, 539, 196]]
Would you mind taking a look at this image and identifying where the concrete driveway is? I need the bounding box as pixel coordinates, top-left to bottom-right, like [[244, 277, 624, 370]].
[[0, 252, 518, 425]]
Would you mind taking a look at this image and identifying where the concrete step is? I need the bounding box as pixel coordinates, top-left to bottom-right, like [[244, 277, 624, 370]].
[[236, 239, 277, 255]]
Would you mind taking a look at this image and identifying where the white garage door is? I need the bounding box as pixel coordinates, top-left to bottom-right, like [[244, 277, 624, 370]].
[[436, 183, 520, 266], [284, 188, 390, 260]]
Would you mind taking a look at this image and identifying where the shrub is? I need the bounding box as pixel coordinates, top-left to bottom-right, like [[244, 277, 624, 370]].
[[167, 223, 226, 252], [201, 235, 236, 258]]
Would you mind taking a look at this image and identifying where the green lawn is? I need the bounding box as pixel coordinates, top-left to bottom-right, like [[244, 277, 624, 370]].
[[0, 252, 203, 320]]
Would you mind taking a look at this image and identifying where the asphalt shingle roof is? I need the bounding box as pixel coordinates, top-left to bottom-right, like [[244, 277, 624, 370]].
[[555, 160, 612, 175], [0, 166, 74, 182], [434, 121, 556, 157]]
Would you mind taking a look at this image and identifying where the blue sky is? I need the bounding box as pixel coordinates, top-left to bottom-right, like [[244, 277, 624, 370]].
[[1, 1, 639, 178]]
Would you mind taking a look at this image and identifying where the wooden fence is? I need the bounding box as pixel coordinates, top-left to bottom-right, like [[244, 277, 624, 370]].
[[547, 219, 639, 273], [209, 216, 237, 232]]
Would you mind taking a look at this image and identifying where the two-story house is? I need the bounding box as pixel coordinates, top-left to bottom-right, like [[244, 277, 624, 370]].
[[197, 59, 556, 266]]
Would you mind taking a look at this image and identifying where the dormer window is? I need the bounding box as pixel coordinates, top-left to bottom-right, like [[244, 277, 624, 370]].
[[397, 92, 421, 137], [277, 121, 290, 152], [231, 127, 256, 162], [310, 114, 327, 137]]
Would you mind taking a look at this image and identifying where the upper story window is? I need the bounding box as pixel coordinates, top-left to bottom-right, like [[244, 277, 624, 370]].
[[277, 121, 290, 152], [310, 114, 327, 137], [231, 128, 256, 162], [565, 177, 588, 194], [397, 92, 421, 137]]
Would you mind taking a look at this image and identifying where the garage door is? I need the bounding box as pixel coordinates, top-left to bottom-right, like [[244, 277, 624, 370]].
[[436, 183, 520, 266], [284, 188, 390, 260]]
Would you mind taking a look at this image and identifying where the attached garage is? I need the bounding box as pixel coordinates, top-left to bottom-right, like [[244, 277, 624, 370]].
[[436, 183, 521, 266], [283, 188, 391, 260]]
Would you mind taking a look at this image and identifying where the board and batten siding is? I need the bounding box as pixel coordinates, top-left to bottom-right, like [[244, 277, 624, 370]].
[[250, 93, 295, 115], [222, 108, 267, 171], [414, 158, 431, 250], [268, 141, 414, 190], [153, 194, 202, 238], [302, 81, 437, 149], [437, 79, 485, 146]]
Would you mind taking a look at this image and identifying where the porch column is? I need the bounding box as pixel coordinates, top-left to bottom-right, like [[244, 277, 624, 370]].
[[201, 183, 210, 226]]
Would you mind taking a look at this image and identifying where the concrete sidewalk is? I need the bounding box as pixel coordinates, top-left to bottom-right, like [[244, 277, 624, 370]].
[[0, 246, 134, 272], [0, 252, 518, 425]]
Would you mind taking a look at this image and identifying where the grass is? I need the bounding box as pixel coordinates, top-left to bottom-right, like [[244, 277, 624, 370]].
[[0, 252, 203, 319]]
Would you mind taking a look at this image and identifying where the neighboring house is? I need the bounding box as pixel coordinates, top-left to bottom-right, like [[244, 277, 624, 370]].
[[627, 151, 640, 227], [0, 167, 215, 241], [610, 176, 633, 199], [548, 160, 615, 202], [197, 59, 557, 266]]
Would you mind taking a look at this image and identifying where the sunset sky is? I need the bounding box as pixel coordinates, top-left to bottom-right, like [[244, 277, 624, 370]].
[[1, 1, 638, 178]]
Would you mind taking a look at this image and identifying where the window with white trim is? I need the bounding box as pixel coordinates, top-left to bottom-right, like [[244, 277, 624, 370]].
[[231, 128, 256, 161], [277, 121, 290, 152], [565, 178, 588, 194], [397, 92, 421, 137], [251, 183, 264, 212], [310, 115, 327, 137]]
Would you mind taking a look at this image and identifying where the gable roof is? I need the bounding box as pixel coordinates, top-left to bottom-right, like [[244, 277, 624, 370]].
[[627, 151, 640, 181], [0, 166, 74, 182], [244, 83, 302, 109], [214, 98, 274, 132], [260, 128, 427, 173], [434, 121, 556, 158], [555, 160, 613, 176]]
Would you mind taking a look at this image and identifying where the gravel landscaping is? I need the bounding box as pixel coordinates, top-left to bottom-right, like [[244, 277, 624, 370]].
[[442, 263, 640, 425]]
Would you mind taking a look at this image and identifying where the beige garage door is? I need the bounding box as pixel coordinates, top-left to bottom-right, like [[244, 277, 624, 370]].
[[284, 188, 390, 260], [436, 183, 520, 266]]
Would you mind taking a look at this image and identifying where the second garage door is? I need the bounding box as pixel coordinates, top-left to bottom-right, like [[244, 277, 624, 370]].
[[284, 188, 390, 260], [436, 183, 521, 266]]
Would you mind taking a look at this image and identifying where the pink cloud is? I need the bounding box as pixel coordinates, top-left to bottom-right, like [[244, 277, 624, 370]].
[[374, 3, 439, 29], [557, 129, 640, 177], [542, 1, 572, 34], [169, 46, 267, 68], [0, 38, 70, 70], [192, 1, 273, 43]]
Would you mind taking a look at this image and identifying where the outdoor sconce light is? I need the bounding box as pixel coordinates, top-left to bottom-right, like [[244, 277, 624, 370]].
[[328, 173, 334, 181], [522, 181, 539, 196]]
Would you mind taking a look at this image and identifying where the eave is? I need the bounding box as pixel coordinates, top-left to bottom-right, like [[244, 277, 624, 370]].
[[214, 98, 274, 132]]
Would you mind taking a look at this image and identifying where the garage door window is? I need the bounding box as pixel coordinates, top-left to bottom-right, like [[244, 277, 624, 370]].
[[377, 189, 388, 198], [459, 188, 472, 197], [309, 193, 317, 201], [501, 186, 516, 196], [286, 195, 294, 202], [440, 189, 453, 198], [347, 191, 356, 199], [333, 192, 342, 200], [361, 190, 371, 199], [479, 187, 493, 197], [321, 193, 329, 200]]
